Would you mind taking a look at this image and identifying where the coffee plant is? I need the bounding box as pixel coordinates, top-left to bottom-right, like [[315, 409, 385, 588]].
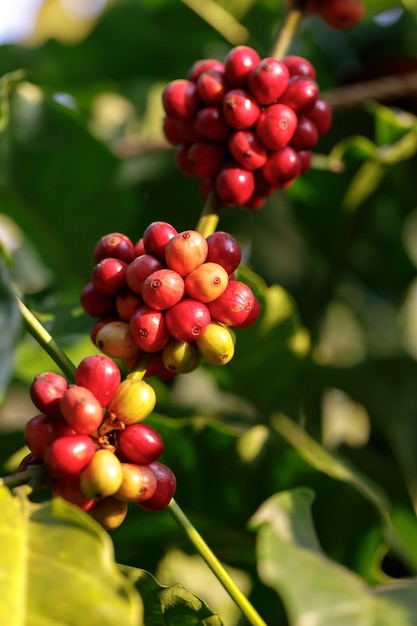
[[2, 0, 417, 624]]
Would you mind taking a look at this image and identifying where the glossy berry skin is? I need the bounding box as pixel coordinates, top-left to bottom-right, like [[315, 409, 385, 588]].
[[75, 354, 121, 407], [162, 339, 200, 374], [196, 321, 235, 366], [138, 461, 177, 511], [261, 146, 302, 185], [44, 435, 96, 478], [187, 58, 225, 82], [93, 232, 135, 264], [141, 269, 185, 310], [236, 295, 261, 328], [283, 55, 316, 79], [228, 130, 267, 170], [306, 98, 332, 136], [194, 107, 230, 142], [53, 474, 96, 511], [165, 230, 208, 276], [215, 163, 255, 207], [107, 378, 156, 425], [95, 320, 139, 360], [188, 140, 227, 178], [91, 258, 127, 297], [162, 79, 200, 120], [290, 117, 319, 151], [116, 288, 144, 321], [175, 143, 195, 177], [318, 0, 365, 29], [117, 422, 164, 465], [278, 76, 319, 114], [80, 449, 123, 499], [222, 89, 260, 130], [224, 45, 261, 87], [30, 372, 68, 420], [184, 262, 229, 303], [165, 298, 211, 342], [90, 496, 128, 530], [255, 103, 298, 150], [80, 282, 116, 318], [115, 463, 158, 502], [207, 280, 255, 326], [60, 385, 104, 435], [206, 232, 241, 275], [196, 69, 228, 106], [142, 221, 178, 260], [129, 306, 171, 352], [248, 57, 289, 105], [126, 254, 165, 295], [24, 414, 76, 460]]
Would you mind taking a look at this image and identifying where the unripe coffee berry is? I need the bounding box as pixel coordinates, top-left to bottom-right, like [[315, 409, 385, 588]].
[[107, 378, 156, 425], [80, 449, 123, 499], [184, 262, 229, 303], [165, 230, 208, 276], [95, 320, 139, 360]]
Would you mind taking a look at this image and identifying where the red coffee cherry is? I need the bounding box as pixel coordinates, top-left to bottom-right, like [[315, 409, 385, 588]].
[[115, 463, 158, 502], [24, 414, 76, 460], [283, 55, 317, 79], [116, 288, 144, 321], [278, 76, 319, 114], [196, 69, 228, 106], [162, 79, 200, 120], [222, 89, 260, 130], [60, 385, 104, 435], [317, 0, 365, 29], [165, 230, 208, 276], [188, 140, 227, 178], [261, 146, 302, 185], [290, 117, 319, 151], [215, 162, 255, 207], [129, 305, 171, 352], [144, 352, 178, 380], [53, 474, 96, 511], [44, 435, 96, 478], [91, 257, 127, 297], [165, 298, 211, 342], [255, 103, 298, 150], [134, 238, 146, 256], [299, 150, 312, 174], [93, 232, 135, 264], [75, 354, 121, 407], [236, 295, 261, 328], [163, 115, 188, 145], [248, 57, 290, 105], [117, 422, 164, 465], [187, 58, 225, 82], [141, 269, 185, 310], [175, 143, 195, 177], [306, 98, 332, 136], [194, 107, 230, 142], [137, 461, 177, 511], [30, 372, 68, 420], [142, 221, 178, 260], [228, 130, 268, 170], [207, 280, 255, 326], [184, 262, 229, 303], [224, 45, 261, 87], [206, 231, 241, 275], [126, 254, 165, 295], [80, 282, 117, 318]]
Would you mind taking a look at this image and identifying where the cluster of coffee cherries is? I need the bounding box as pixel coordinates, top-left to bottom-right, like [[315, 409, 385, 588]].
[[307, 0, 365, 30], [80, 222, 261, 379], [19, 354, 176, 530], [162, 47, 332, 209]]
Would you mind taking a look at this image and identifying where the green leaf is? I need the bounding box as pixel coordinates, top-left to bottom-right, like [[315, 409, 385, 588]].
[[342, 160, 385, 212], [120, 566, 223, 626], [0, 257, 21, 404], [250, 489, 417, 626], [0, 488, 143, 626]]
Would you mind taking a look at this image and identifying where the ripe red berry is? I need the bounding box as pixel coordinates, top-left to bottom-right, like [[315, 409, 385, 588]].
[[138, 461, 177, 511], [142, 221, 178, 260], [91, 257, 127, 297], [299, 150, 312, 174], [248, 57, 289, 105], [184, 262, 229, 303], [196, 69, 228, 106], [162, 79, 200, 120], [206, 231, 242, 275], [222, 89, 260, 130], [317, 0, 365, 29], [75, 354, 121, 407], [283, 55, 317, 79], [24, 414, 76, 460], [228, 130, 268, 170], [207, 280, 255, 326], [261, 146, 302, 185], [255, 103, 298, 150], [141, 268, 185, 310], [236, 295, 261, 328], [215, 163, 255, 207], [290, 117, 319, 151], [194, 107, 230, 142], [187, 58, 225, 82], [126, 254, 165, 295], [117, 422, 164, 465], [278, 76, 319, 114], [44, 435, 96, 478], [93, 232, 135, 264], [53, 474, 96, 511], [116, 288, 144, 321], [306, 98, 332, 136], [165, 298, 211, 342], [80, 282, 117, 318], [175, 143, 195, 177], [188, 140, 227, 178], [165, 230, 208, 276], [30, 372, 68, 420], [224, 45, 261, 87], [60, 385, 104, 435], [129, 305, 171, 352]]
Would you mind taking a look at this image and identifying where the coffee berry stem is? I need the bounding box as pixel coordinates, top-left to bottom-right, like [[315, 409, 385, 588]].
[[195, 190, 222, 238], [0, 470, 31, 490], [270, 6, 304, 60], [168, 498, 268, 626], [16, 296, 77, 382], [126, 353, 152, 381]]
